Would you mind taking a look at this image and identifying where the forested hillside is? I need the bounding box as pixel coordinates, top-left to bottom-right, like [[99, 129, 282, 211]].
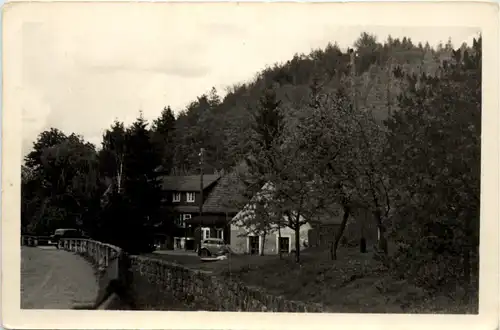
[[167, 33, 460, 174]]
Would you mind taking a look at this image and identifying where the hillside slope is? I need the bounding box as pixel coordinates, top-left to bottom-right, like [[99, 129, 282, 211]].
[[164, 33, 456, 174]]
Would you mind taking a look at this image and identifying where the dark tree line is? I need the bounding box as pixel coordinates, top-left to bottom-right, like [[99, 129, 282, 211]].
[[22, 110, 176, 254]]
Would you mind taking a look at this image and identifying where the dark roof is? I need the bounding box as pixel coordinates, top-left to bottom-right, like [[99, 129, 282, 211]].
[[201, 164, 249, 214], [307, 205, 371, 226], [161, 174, 220, 192], [163, 161, 348, 224], [313, 206, 344, 225], [313, 214, 344, 226]]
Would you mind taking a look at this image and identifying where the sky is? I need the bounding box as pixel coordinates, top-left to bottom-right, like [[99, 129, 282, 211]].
[[14, 2, 480, 156]]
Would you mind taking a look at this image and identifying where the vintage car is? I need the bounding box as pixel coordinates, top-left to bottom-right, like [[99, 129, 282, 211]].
[[198, 238, 230, 258]]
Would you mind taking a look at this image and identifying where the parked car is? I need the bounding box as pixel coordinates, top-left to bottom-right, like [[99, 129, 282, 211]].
[[50, 228, 86, 248], [198, 238, 229, 258]]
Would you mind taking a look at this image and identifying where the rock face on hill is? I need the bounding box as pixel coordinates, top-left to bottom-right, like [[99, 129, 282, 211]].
[[168, 34, 454, 174]]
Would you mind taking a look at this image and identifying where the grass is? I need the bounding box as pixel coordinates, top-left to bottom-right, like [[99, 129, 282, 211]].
[[145, 247, 478, 314], [144, 251, 279, 273]]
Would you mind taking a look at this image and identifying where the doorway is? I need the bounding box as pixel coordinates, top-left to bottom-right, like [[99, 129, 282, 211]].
[[248, 236, 259, 255], [279, 237, 290, 254], [185, 238, 195, 250]]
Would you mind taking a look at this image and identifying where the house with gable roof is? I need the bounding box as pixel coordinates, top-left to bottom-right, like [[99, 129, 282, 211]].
[[156, 161, 379, 254], [159, 173, 222, 250], [229, 181, 347, 255], [155, 161, 250, 251]]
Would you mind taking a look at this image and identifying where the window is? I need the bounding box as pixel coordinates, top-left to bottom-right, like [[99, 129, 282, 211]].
[[214, 228, 224, 240], [175, 214, 185, 227], [174, 214, 191, 228], [202, 227, 210, 240], [186, 192, 195, 203], [172, 192, 181, 202], [183, 214, 191, 226]]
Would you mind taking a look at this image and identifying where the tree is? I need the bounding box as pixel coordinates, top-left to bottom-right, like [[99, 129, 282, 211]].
[[203, 87, 226, 170], [384, 37, 481, 294], [25, 128, 67, 170], [296, 73, 393, 258], [248, 86, 284, 176], [233, 155, 318, 263], [269, 101, 327, 263], [349, 110, 391, 255], [234, 85, 319, 262], [98, 120, 126, 192], [208, 87, 221, 108], [151, 106, 176, 174], [158, 32, 444, 174], [123, 114, 163, 252], [273, 168, 318, 263], [353, 32, 381, 73], [41, 135, 100, 231], [295, 84, 366, 260], [98, 114, 164, 253], [232, 182, 276, 256], [123, 114, 162, 209], [21, 165, 40, 233], [22, 130, 100, 235], [424, 41, 431, 52], [232, 86, 285, 255], [173, 94, 220, 173]]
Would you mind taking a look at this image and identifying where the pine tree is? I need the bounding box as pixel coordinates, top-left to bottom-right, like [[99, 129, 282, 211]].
[[208, 87, 221, 108], [99, 114, 163, 253], [231, 86, 288, 258], [152, 106, 176, 174], [251, 87, 284, 157], [424, 41, 431, 52], [99, 120, 126, 192], [123, 113, 163, 230]]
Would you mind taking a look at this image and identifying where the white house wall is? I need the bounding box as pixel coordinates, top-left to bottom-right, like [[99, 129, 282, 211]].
[[230, 222, 312, 255], [229, 181, 312, 255], [230, 211, 312, 255]]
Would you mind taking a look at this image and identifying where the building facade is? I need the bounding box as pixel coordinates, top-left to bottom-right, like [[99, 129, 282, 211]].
[[158, 171, 243, 251], [159, 174, 220, 250], [228, 182, 313, 255], [230, 221, 312, 255]]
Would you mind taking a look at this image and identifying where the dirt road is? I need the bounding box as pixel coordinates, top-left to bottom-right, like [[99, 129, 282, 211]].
[[21, 246, 98, 309]]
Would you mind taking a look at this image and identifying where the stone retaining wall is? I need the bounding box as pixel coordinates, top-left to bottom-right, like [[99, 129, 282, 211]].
[[128, 255, 326, 312], [55, 237, 327, 312]]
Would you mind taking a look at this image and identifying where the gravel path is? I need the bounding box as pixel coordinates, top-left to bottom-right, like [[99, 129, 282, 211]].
[[21, 246, 99, 309]]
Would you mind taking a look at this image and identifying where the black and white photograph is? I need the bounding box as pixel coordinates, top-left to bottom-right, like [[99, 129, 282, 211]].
[[2, 1, 499, 329]]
